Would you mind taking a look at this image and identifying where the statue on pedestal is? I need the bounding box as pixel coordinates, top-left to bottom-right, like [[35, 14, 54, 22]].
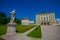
[[7, 9, 17, 36]]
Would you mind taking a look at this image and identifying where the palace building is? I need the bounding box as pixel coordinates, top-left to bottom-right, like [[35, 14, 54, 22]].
[[21, 17, 34, 25], [36, 12, 56, 25]]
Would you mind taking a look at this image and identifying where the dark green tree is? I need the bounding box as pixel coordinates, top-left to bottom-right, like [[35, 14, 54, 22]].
[[0, 12, 7, 24], [15, 18, 21, 24], [7, 17, 10, 23]]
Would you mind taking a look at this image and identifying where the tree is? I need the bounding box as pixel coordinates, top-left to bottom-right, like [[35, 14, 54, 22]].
[[0, 12, 7, 24], [7, 17, 10, 23], [15, 18, 21, 24]]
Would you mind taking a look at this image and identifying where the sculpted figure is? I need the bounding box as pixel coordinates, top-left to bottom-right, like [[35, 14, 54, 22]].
[[10, 10, 16, 23]]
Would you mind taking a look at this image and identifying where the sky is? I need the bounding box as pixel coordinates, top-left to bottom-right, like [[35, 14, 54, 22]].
[[0, 0, 60, 20]]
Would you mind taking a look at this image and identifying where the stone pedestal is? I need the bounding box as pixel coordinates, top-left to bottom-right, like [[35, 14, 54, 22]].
[[7, 23, 17, 36], [41, 25, 60, 40]]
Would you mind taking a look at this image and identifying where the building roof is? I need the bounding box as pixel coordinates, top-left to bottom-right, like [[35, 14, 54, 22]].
[[36, 12, 54, 15], [23, 17, 29, 20]]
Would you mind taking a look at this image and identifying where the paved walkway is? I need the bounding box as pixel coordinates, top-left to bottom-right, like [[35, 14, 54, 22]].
[[0, 25, 41, 40], [41, 25, 60, 40]]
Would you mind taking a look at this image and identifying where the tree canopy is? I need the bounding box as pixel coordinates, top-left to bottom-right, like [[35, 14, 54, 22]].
[[0, 12, 7, 24]]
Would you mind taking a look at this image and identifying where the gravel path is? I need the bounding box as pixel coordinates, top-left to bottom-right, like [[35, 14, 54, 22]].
[[41, 25, 60, 40]]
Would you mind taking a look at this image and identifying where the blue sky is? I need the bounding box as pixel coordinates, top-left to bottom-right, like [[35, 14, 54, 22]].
[[0, 0, 60, 20]]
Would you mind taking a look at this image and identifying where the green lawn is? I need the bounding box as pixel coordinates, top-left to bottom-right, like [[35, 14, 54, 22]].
[[0, 25, 7, 40], [16, 25, 34, 33], [27, 25, 42, 38], [0, 25, 7, 36], [0, 38, 5, 40]]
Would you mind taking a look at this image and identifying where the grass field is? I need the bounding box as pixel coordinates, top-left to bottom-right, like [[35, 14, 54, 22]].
[[0, 25, 7, 36], [27, 25, 42, 38], [0, 38, 5, 40], [0, 25, 7, 40], [16, 25, 34, 33]]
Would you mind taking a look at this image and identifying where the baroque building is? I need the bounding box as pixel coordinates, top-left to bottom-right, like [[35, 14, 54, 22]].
[[36, 12, 56, 25], [21, 17, 34, 25]]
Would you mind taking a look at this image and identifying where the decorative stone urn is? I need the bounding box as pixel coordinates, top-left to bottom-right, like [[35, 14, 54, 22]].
[[7, 10, 17, 36]]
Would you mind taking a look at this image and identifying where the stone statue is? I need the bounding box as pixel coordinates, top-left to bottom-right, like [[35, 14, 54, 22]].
[[7, 10, 17, 36], [10, 10, 16, 23]]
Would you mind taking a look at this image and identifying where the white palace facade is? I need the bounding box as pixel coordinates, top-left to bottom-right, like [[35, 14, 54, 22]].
[[36, 12, 56, 25]]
